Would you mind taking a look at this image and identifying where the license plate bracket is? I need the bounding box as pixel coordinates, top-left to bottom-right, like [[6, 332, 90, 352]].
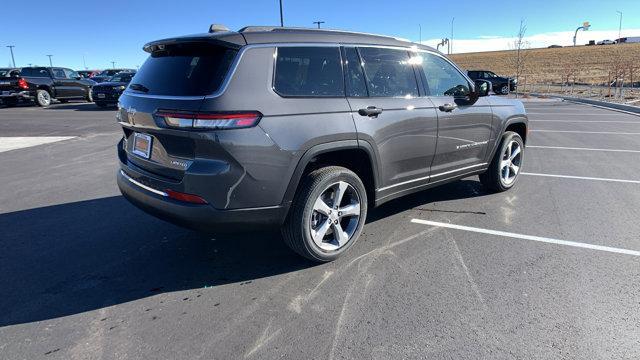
[[132, 133, 152, 159]]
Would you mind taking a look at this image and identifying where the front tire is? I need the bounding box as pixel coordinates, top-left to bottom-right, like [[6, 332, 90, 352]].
[[480, 131, 524, 192], [282, 166, 367, 262], [499, 84, 510, 95], [36, 89, 52, 107]]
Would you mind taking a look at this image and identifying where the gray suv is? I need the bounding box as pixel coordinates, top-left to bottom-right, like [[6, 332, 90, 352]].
[[116, 26, 528, 262]]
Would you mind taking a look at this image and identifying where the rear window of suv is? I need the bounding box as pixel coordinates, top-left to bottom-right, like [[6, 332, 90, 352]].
[[131, 43, 237, 96]]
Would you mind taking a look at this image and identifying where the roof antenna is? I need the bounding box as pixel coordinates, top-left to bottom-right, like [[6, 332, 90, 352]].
[[209, 24, 230, 33]]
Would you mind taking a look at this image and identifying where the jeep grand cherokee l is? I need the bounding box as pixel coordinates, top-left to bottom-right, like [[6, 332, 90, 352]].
[[117, 26, 528, 262]]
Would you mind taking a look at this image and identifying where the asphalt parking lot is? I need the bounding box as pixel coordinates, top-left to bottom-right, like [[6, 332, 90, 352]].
[[1, 99, 639, 359]]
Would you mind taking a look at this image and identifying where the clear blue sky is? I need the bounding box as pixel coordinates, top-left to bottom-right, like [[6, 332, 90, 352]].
[[2, 0, 639, 69]]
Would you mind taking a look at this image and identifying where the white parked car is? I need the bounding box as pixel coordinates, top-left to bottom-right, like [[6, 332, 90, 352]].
[[597, 39, 615, 45]]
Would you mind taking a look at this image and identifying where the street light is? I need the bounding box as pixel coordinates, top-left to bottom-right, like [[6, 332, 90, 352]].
[[279, 0, 284, 27], [46, 54, 53, 67], [616, 11, 623, 44], [313, 21, 325, 29], [6, 45, 16, 67], [111, 61, 116, 69], [437, 38, 449, 52], [573, 21, 590, 46], [450, 17, 455, 54]]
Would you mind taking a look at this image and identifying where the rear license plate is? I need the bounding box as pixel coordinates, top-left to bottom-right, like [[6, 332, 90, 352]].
[[132, 133, 152, 159], [97, 93, 106, 98]]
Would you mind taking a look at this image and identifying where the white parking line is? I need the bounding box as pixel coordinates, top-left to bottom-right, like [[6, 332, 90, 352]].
[[530, 130, 640, 135], [410, 219, 640, 257], [527, 145, 640, 153], [521, 172, 640, 184], [530, 120, 639, 124], [0, 136, 76, 153]]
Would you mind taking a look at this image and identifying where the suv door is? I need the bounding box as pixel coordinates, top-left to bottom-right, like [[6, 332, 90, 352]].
[[417, 52, 492, 179], [63, 68, 87, 98], [345, 46, 438, 201], [51, 67, 74, 98]]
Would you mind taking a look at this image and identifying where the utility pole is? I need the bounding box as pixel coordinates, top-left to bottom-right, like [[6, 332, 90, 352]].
[[46, 54, 53, 67], [313, 21, 325, 29], [279, 0, 284, 27], [616, 11, 623, 44], [419, 24, 422, 43], [111, 61, 116, 69], [450, 17, 455, 54], [6, 45, 16, 67]]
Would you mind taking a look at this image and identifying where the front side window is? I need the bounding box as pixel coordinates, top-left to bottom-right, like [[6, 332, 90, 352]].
[[52, 68, 67, 79], [419, 53, 470, 97], [64, 69, 79, 79], [358, 47, 419, 98], [274, 47, 344, 97]]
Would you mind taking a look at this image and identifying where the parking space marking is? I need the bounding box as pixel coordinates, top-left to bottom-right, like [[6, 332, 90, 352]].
[[411, 219, 640, 257], [0, 136, 76, 153], [530, 120, 640, 124], [521, 172, 640, 184], [530, 130, 640, 135], [527, 145, 640, 153]]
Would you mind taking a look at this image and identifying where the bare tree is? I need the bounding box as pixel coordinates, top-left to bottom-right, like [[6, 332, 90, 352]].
[[509, 19, 529, 98]]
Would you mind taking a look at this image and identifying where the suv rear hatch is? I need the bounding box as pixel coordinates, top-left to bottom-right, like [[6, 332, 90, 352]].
[[118, 36, 244, 180]]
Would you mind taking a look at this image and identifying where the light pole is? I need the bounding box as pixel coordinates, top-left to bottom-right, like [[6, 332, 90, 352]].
[[450, 17, 455, 54], [616, 11, 623, 43], [279, 0, 284, 27], [46, 54, 53, 67], [419, 24, 422, 43], [573, 22, 590, 46], [111, 61, 116, 69], [313, 21, 325, 29], [6, 45, 16, 67]]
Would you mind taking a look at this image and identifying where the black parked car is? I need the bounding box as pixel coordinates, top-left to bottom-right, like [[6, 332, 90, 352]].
[[92, 71, 135, 108], [1, 67, 95, 107], [116, 25, 528, 262], [467, 70, 517, 95], [91, 69, 134, 83]]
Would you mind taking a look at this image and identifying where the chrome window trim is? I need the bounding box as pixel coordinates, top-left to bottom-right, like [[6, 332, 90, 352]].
[[122, 42, 454, 101]]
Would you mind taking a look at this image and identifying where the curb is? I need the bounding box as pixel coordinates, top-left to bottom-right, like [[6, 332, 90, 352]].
[[530, 93, 640, 117]]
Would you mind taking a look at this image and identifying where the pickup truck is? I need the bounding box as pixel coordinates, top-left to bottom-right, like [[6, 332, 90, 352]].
[[0, 68, 26, 106], [0, 67, 96, 107]]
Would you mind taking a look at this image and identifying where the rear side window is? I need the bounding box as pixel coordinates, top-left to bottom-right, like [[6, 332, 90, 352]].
[[22, 68, 49, 77], [342, 47, 368, 97], [274, 47, 344, 97], [358, 47, 419, 98], [132, 43, 237, 96]]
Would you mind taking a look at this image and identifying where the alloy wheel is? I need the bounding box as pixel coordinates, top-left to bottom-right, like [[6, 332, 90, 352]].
[[500, 140, 522, 185], [38, 91, 51, 106], [309, 181, 361, 251]]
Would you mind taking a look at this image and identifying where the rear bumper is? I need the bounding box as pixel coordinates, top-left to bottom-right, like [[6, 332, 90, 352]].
[[0, 90, 31, 99], [117, 166, 287, 232]]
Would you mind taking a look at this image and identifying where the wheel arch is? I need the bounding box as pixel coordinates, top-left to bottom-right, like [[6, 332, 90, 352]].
[[281, 140, 380, 209], [486, 117, 528, 163]]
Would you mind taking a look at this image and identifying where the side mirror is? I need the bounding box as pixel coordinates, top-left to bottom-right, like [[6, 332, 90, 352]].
[[474, 79, 492, 97]]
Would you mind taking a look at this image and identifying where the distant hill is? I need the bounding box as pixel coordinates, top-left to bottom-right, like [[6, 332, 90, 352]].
[[450, 43, 640, 85]]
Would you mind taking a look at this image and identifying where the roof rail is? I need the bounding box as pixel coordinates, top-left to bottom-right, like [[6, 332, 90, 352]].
[[237, 26, 411, 42]]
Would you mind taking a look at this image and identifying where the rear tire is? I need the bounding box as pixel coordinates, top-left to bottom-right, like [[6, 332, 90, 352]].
[[36, 89, 52, 107], [282, 166, 367, 262], [480, 131, 524, 192]]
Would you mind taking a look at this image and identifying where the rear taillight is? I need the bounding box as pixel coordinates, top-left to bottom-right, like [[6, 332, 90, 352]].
[[165, 189, 208, 204], [17, 78, 28, 90], [156, 111, 262, 130]]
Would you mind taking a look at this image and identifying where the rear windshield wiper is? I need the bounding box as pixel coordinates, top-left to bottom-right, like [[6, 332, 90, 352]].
[[129, 83, 149, 93]]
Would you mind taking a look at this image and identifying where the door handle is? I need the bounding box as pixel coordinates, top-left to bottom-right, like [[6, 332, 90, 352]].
[[438, 103, 457, 112], [358, 106, 383, 117]]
